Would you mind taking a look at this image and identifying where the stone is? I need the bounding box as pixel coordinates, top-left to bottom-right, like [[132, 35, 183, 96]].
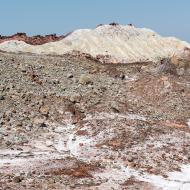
[[0, 129, 8, 136], [177, 68, 185, 76], [120, 74, 125, 80], [13, 175, 24, 183], [39, 123, 48, 128], [111, 101, 120, 113], [69, 93, 81, 103], [67, 73, 73, 78], [0, 95, 4, 100], [5, 140, 12, 146], [79, 74, 93, 85], [127, 154, 134, 162], [163, 80, 171, 89], [53, 79, 60, 84], [39, 106, 49, 115], [46, 140, 53, 147], [21, 68, 26, 73]]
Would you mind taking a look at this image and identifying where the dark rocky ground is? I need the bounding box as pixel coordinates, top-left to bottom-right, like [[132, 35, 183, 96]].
[[0, 52, 190, 190]]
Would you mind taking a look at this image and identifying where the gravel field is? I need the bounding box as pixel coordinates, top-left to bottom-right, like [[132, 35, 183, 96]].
[[0, 51, 190, 190]]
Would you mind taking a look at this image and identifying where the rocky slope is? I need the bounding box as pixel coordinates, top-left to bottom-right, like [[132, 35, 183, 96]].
[[0, 51, 190, 190], [0, 33, 64, 45], [0, 24, 190, 189], [0, 24, 190, 63]]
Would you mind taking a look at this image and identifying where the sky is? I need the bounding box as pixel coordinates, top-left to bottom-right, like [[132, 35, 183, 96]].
[[0, 0, 189, 42]]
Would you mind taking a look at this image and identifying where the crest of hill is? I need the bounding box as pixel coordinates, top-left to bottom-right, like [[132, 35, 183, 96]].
[[0, 24, 189, 63]]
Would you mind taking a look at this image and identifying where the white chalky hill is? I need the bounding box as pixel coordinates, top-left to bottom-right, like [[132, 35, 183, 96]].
[[0, 24, 190, 63]]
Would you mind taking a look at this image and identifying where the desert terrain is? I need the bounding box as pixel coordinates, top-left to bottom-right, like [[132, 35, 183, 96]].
[[0, 24, 190, 190]]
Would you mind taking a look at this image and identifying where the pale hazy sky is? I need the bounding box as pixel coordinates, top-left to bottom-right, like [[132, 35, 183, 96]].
[[0, 0, 189, 41]]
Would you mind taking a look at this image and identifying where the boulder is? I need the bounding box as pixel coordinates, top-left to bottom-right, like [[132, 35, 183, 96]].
[[158, 47, 190, 75], [171, 47, 190, 75], [157, 58, 177, 75]]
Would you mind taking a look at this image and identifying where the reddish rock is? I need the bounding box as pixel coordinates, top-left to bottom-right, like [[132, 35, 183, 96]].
[[0, 33, 64, 45]]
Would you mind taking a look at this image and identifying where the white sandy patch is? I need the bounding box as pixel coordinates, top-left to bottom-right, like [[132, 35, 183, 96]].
[[0, 150, 66, 167], [94, 160, 190, 190], [1, 113, 190, 189], [84, 112, 147, 121], [134, 164, 190, 190]]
